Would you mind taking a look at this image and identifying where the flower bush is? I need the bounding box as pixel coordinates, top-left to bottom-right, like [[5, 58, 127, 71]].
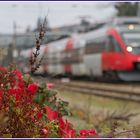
[[0, 65, 98, 138]]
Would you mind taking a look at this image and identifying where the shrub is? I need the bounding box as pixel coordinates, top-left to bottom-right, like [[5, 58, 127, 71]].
[[0, 65, 98, 138]]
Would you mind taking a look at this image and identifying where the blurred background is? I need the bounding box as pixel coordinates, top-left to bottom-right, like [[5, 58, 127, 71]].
[[1, 2, 140, 134], [0, 1, 139, 66]]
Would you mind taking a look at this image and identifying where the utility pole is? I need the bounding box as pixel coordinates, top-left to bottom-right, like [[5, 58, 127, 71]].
[[12, 21, 18, 63], [13, 21, 16, 49]]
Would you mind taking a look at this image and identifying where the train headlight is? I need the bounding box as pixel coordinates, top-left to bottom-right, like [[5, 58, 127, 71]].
[[128, 24, 135, 30], [126, 46, 133, 52]]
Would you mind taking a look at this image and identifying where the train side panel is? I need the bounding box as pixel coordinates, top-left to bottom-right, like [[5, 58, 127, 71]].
[[72, 63, 86, 76], [83, 53, 102, 76]]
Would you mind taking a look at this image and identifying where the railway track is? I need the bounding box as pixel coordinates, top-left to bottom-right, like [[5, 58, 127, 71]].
[[33, 76, 140, 102], [54, 80, 140, 102]]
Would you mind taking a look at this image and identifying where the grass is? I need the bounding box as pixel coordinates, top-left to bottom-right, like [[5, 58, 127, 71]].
[[57, 89, 140, 111], [57, 89, 140, 129]]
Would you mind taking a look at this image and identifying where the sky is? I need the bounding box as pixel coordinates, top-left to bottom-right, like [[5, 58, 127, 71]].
[[0, 1, 118, 34]]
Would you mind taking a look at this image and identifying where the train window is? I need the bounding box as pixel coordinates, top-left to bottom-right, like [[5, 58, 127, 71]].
[[107, 36, 122, 53], [85, 37, 105, 54], [106, 36, 114, 52], [112, 38, 122, 53]]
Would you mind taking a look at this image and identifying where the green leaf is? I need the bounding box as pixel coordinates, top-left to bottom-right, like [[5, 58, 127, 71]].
[[43, 99, 50, 105], [33, 93, 44, 103], [48, 90, 57, 97], [60, 108, 71, 116], [59, 99, 69, 106], [39, 82, 46, 89], [23, 75, 33, 84], [49, 103, 56, 109]]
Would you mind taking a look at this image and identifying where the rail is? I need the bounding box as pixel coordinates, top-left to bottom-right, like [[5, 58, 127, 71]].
[[54, 80, 140, 102], [33, 77, 140, 102]]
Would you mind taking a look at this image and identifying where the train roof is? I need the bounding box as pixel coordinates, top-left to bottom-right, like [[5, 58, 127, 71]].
[[73, 17, 140, 47], [72, 24, 109, 47], [112, 17, 140, 26]]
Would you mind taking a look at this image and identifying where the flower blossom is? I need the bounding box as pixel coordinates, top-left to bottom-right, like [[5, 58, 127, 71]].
[[79, 129, 98, 138], [26, 83, 38, 93], [45, 105, 59, 120], [46, 83, 55, 89]]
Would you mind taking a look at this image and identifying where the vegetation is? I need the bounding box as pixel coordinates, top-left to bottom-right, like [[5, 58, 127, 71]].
[[115, 2, 139, 16]]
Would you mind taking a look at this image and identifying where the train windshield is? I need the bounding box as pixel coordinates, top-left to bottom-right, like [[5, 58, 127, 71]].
[[122, 33, 140, 54]]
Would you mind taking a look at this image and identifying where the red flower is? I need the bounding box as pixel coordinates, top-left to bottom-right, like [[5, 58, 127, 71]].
[[58, 118, 65, 129], [14, 70, 23, 79], [0, 90, 2, 99], [79, 130, 89, 138], [26, 83, 38, 102], [36, 110, 43, 120], [0, 67, 7, 72], [58, 117, 66, 137], [87, 129, 97, 136], [26, 83, 38, 93], [64, 120, 76, 138], [46, 83, 55, 89], [58, 118, 76, 138], [65, 119, 71, 131], [79, 129, 97, 138], [45, 105, 59, 121], [17, 81, 25, 88], [66, 129, 76, 138], [9, 88, 22, 102]]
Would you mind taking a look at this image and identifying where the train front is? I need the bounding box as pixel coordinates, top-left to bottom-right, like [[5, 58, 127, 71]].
[[114, 18, 140, 81]]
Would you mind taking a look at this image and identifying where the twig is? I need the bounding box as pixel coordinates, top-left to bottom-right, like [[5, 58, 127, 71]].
[[29, 17, 47, 74]]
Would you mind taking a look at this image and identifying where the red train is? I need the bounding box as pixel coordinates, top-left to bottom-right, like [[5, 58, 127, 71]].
[[20, 17, 140, 81]]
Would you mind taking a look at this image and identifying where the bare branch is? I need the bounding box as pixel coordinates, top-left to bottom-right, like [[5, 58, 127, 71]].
[[29, 18, 47, 74]]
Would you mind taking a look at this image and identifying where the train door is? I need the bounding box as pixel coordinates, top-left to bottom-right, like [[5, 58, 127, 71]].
[[102, 35, 125, 72]]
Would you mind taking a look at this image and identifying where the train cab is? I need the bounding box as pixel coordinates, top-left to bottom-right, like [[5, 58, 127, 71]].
[[102, 17, 140, 81]]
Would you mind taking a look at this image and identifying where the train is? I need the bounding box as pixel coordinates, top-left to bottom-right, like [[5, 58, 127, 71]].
[[20, 17, 140, 81]]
